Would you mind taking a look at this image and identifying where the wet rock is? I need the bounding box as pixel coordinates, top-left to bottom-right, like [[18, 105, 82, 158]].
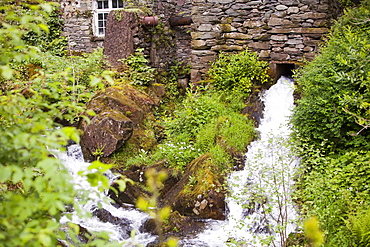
[[80, 110, 133, 160], [161, 154, 226, 220], [92, 207, 133, 239]]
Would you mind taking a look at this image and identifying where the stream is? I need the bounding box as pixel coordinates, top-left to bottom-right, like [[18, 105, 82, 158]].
[[58, 76, 299, 246]]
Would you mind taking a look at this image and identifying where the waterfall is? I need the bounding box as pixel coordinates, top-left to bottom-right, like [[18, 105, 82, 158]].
[[55, 75, 298, 246], [56, 144, 156, 246], [184, 76, 299, 246]]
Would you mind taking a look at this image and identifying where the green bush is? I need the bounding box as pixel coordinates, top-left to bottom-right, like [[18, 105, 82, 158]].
[[207, 49, 270, 94], [121, 48, 156, 86], [299, 151, 370, 246], [292, 2, 370, 152]]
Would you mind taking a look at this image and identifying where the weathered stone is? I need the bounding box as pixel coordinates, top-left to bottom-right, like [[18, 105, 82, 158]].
[[211, 45, 245, 51], [243, 20, 265, 28], [192, 39, 208, 49], [276, 4, 288, 11], [259, 50, 270, 58], [248, 41, 270, 50], [80, 110, 133, 158], [271, 35, 288, 41], [284, 47, 301, 53], [191, 31, 220, 40], [223, 32, 251, 40], [161, 154, 226, 220], [270, 52, 290, 60], [198, 24, 213, 31], [287, 6, 300, 14], [216, 23, 237, 32]]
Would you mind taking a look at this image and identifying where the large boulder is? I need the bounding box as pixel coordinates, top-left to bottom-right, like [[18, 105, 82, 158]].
[[79, 85, 156, 160], [80, 110, 133, 160]]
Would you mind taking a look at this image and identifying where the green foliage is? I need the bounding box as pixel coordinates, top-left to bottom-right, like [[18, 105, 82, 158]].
[[22, 8, 67, 56], [127, 88, 255, 173], [304, 217, 325, 247], [298, 151, 370, 246], [207, 49, 270, 94], [0, 2, 120, 246], [346, 208, 370, 246], [121, 48, 156, 86], [292, 2, 370, 152]]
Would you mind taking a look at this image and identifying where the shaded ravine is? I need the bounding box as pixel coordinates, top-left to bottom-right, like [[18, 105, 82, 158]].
[[57, 76, 299, 246], [183, 76, 299, 246]]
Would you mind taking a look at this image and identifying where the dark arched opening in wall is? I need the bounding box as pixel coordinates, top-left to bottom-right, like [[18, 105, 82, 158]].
[[270, 62, 297, 82]]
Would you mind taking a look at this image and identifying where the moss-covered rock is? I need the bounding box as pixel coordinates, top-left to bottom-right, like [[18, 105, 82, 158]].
[[79, 84, 157, 160], [161, 153, 226, 220]]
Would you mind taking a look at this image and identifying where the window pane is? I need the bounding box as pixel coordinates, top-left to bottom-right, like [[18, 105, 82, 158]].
[[98, 20, 104, 27], [112, 0, 117, 8], [118, 0, 123, 8], [99, 28, 104, 35], [97, 0, 108, 9]]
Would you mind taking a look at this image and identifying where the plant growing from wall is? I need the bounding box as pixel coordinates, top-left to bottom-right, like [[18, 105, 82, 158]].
[[207, 49, 270, 95], [120, 48, 156, 86]]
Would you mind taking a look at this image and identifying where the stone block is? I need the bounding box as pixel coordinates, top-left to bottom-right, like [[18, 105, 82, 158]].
[[217, 24, 237, 32], [243, 20, 265, 28], [199, 24, 213, 31], [268, 17, 292, 26], [211, 45, 245, 51], [270, 52, 290, 60], [191, 31, 220, 40], [192, 40, 208, 49], [302, 12, 327, 19], [286, 38, 303, 45], [287, 6, 300, 14], [209, 0, 234, 3], [271, 11, 287, 18], [223, 32, 251, 40], [276, 4, 288, 10], [284, 47, 301, 54], [258, 50, 270, 58], [271, 35, 288, 41], [248, 41, 270, 49]]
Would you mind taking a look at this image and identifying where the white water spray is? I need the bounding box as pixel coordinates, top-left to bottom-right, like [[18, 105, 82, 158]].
[[184, 76, 299, 246], [56, 144, 156, 246]]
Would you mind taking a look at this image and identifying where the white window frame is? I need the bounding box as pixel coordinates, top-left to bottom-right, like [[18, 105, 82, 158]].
[[93, 0, 125, 37]]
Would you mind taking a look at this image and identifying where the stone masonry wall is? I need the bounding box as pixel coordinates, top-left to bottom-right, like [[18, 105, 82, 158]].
[[60, 0, 341, 80], [190, 0, 340, 81], [61, 0, 103, 53]]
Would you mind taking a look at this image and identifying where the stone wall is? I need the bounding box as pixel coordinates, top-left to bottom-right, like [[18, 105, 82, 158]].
[[61, 0, 103, 53], [190, 0, 340, 81], [60, 0, 341, 80]]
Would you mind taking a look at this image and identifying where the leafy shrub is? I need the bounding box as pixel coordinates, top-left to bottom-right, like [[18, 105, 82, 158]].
[[346, 208, 370, 246], [207, 49, 270, 94], [292, 2, 370, 152], [121, 48, 156, 86], [0, 2, 120, 246], [22, 8, 67, 56]]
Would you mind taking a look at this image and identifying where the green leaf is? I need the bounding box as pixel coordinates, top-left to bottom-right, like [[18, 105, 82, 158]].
[[1, 65, 13, 79], [12, 166, 23, 184], [0, 166, 12, 182], [38, 232, 52, 247]]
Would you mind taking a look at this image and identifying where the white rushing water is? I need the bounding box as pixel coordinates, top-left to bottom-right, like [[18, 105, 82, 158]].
[[55, 76, 298, 247], [184, 76, 299, 247], [56, 144, 156, 246]]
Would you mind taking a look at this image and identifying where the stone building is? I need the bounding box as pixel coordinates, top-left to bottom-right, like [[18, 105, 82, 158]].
[[60, 0, 341, 81]]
